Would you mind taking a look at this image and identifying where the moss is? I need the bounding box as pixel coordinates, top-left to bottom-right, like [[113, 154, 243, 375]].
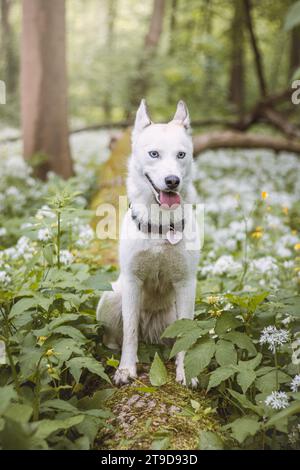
[[95, 364, 221, 450]]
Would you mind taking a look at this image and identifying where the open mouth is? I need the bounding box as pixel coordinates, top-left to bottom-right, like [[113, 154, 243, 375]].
[[145, 173, 181, 208]]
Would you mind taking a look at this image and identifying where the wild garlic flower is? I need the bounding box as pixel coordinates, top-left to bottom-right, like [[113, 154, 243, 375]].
[[290, 374, 300, 393], [265, 391, 289, 410], [60, 250, 74, 265], [259, 325, 289, 353], [38, 227, 52, 242], [0, 271, 11, 285]]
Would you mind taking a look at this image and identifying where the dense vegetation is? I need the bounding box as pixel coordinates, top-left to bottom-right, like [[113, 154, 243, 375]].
[[1, 137, 300, 449]]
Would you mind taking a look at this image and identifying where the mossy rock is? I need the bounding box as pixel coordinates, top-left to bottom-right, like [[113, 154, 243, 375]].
[[95, 364, 222, 450]]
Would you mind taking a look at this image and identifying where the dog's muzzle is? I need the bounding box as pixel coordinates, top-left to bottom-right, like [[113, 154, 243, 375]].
[[145, 173, 181, 208]]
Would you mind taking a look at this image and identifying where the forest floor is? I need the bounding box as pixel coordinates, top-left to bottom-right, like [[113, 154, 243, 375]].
[[95, 365, 221, 450]]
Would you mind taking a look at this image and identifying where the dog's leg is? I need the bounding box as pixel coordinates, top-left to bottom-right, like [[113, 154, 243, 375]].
[[174, 278, 198, 388], [114, 276, 141, 385]]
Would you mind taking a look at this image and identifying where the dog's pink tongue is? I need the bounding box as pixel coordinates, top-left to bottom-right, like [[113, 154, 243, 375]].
[[159, 191, 181, 207]]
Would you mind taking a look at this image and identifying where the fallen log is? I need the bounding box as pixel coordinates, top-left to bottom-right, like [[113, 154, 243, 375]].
[[193, 130, 300, 155]]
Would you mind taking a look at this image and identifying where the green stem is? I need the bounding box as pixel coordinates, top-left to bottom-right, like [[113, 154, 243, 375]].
[[274, 348, 279, 391], [4, 338, 22, 398], [57, 211, 61, 269]]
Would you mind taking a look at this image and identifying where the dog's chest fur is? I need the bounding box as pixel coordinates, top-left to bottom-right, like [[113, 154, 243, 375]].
[[126, 240, 190, 286]]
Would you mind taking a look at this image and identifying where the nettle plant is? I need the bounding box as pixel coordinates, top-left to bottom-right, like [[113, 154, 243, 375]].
[[161, 291, 300, 449], [0, 184, 116, 450]]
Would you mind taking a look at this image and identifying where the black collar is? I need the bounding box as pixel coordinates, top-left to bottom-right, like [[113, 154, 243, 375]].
[[130, 208, 185, 235]]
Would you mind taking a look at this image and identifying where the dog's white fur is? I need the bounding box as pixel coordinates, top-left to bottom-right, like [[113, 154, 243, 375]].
[[96, 100, 200, 386]]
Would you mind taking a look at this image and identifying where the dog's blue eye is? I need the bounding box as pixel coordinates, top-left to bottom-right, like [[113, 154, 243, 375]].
[[177, 151, 186, 159], [149, 151, 159, 158]]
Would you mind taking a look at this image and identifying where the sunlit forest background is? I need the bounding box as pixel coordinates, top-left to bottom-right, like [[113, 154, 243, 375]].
[[1, 0, 300, 129], [1, 0, 300, 451]]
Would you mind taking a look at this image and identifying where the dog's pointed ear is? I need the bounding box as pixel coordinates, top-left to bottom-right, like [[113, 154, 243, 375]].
[[133, 99, 152, 136], [172, 100, 190, 129]]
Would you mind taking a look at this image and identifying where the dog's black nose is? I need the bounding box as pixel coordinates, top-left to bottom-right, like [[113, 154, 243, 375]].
[[165, 175, 180, 190]]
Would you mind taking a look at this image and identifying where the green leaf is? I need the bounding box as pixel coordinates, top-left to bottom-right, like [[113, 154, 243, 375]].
[[0, 419, 48, 450], [169, 328, 202, 358], [199, 430, 224, 450], [4, 404, 33, 424], [284, 0, 300, 31], [83, 272, 113, 291], [0, 385, 17, 414], [77, 389, 115, 410], [43, 245, 54, 265], [50, 338, 83, 363], [53, 325, 87, 343], [226, 416, 261, 444], [238, 353, 262, 371], [228, 389, 264, 416], [224, 331, 257, 355], [67, 356, 110, 383], [215, 339, 237, 366], [207, 366, 236, 391], [162, 319, 197, 339], [151, 431, 170, 450], [237, 369, 256, 394], [36, 415, 84, 439], [9, 297, 36, 318], [256, 370, 291, 393], [184, 337, 216, 383], [266, 401, 300, 428], [40, 399, 78, 414], [215, 312, 241, 336], [149, 353, 168, 387]]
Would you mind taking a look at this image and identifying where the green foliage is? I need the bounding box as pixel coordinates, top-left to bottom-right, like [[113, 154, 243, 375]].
[[163, 287, 300, 449], [198, 430, 224, 450], [149, 353, 168, 387], [284, 1, 300, 31], [0, 179, 115, 450]]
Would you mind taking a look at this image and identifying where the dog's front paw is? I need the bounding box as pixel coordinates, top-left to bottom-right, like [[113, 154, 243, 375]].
[[114, 366, 137, 385], [176, 367, 198, 388]]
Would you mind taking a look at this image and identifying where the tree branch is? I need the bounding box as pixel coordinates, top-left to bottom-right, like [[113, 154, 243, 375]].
[[193, 130, 300, 155]]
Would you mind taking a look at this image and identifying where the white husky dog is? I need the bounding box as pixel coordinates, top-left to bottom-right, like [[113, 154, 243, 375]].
[[96, 99, 200, 386]]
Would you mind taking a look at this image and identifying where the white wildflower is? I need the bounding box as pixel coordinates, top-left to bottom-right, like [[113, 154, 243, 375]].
[[6, 186, 21, 197], [292, 338, 300, 365], [38, 228, 52, 242], [60, 250, 74, 265], [265, 391, 289, 410], [259, 325, 289, 353], [0, 340, 6, 364], [75, 224, 94, 248], [202, 255, 241, 277], [0, 227, 7, 237], [36, 205, 56, 220], [290, 374, 300, 393], [0, 271, 11, 285], [251, 256, 278, 274], [281, 315, 293, 326]]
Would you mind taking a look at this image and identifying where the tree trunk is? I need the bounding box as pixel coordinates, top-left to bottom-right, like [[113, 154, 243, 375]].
[[228, 0, 245, 117], [127, 0, 165, 117], [1, 0, 18, 95], [202, 0, 214, 105], [168, 0, 178, 55], [290, 26, 300, 78], [21, 0, 73, 180], [243, 0, 267, 97], [103, 0, 117, 121]]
